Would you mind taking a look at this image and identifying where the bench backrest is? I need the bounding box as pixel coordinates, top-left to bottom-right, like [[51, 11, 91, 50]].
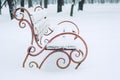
[[30, 9, 50, 37]]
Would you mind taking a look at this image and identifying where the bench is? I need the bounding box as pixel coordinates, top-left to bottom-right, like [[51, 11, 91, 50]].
[[14, 6, 88, 69]]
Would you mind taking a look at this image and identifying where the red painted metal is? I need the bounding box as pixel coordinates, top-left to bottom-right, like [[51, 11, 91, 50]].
[[34, 6, 44, 12], [14, 6, 88, 69]]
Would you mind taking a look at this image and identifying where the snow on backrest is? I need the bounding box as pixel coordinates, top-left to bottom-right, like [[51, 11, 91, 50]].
[[31, 9, 49, 37]]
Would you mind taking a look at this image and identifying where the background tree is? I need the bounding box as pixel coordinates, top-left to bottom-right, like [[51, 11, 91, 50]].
[[57, 0, 64, 12], [70, 0, 75, 16], [0, 0, 8, 15], [78, 0, 85, 11], [44, 0, 48, 8], [40, 0, 42, 6], [3, 0, 7, 7], [28, 0, 33, 8], [7, 0, 15, 19], [101, 0, 105, 3], [0, 0, 1, 15], [20, 0, 24, 12]]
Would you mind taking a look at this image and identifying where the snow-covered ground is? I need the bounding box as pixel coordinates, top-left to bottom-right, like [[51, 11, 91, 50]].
[[0, 3, 120, 80]]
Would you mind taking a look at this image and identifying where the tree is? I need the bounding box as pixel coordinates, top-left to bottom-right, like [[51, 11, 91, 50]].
[[28, 0, 33, 8], [1, 0, 7, 8], [78, 0, 84, 11], [101, 0, 105, 3], [40, 0, 42, 6], [20, 0, 24, 12], [7, 0, 15, 19], [70, 0, 75, 16], [44, 0, 48, 8], [0, 0, 8, 15], [57, 0, 64, 12], [0, 0, 1, 15]]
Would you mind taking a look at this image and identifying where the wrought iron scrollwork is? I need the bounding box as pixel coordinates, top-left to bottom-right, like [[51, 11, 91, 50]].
[[14, 6, 88, 70]]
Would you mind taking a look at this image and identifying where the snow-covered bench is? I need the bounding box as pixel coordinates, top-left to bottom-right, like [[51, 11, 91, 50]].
[[14, 6, 88, 69]]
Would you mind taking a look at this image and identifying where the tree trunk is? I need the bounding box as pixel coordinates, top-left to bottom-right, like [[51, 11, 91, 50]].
[[1, 0, 7, 8], [70, 0, 75, 16], [28, 0, 33, 8], [7, 0, 15, 19], [57, 0, 63, 12], [44, 0, 48, 8], [91, 0, 94, 3], [70, 4, 74, 16], [40, 0, 42, 6], [20, 0, 24, 12], [78, 0, 84, 11], [0, 0, 1, 15], [101, 0, 105, 3]]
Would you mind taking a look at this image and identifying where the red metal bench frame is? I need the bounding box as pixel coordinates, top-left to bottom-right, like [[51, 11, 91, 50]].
[[14, 6, 88, 69]]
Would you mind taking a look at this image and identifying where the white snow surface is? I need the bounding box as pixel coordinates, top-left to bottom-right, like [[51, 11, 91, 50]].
[[0, 4, 120, 80]]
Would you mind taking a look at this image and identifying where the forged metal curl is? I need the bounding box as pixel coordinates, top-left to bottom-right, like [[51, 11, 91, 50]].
[[14, 7, 33, 26], [27, 46, 44, 56], [19, 19, 27, 28], [39, 50, 71, 69], [34, 6, 44, 12], [43, 27, 54, 36], [29, 61, 39, 68], [23, 45, 45, 68], [58, 20, 80, 34], [14, 7, 35, 45]]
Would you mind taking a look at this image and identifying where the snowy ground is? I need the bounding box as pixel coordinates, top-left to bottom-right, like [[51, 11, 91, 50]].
[[0, 3, 120, 80]]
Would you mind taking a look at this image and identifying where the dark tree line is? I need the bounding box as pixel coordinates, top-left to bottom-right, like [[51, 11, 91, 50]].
[[0, 0, 16, 19], [86, 0, 120, 3], [0, 0, 34, 19], [0, 0, 120, 19]]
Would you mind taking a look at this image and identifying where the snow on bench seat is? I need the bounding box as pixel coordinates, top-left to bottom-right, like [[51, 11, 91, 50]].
[[45, 45, 76, 50], [45, 40, 76, 50]]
